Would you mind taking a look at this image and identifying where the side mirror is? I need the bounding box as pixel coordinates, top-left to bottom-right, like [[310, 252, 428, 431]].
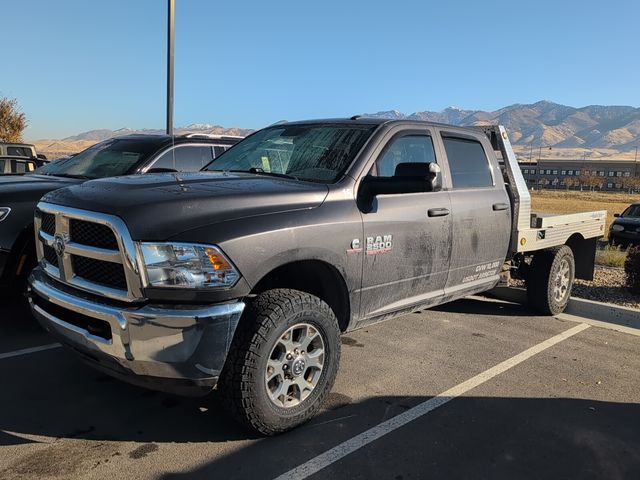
[[358, 162, 442, 212]]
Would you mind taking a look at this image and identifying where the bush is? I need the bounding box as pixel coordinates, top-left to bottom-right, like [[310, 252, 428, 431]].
[[624, 246, 640, 294], [596, 244, 627, 268]]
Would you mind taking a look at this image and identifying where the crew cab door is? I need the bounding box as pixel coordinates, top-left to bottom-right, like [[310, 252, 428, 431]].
[[358, 129, 452, 320], [437, 131, 511, 295]]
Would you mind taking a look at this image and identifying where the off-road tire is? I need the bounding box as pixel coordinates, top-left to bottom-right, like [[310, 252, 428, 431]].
[[526, 245, 575, 315], [218, 288, 341, 435]]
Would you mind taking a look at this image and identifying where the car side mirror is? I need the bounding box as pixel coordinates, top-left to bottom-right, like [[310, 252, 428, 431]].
[[358, 162, 442, 212]]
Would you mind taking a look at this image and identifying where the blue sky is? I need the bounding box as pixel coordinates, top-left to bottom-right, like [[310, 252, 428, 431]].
[[3, 0, 639, 139]]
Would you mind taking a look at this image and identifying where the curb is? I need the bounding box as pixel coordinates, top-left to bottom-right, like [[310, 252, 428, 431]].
[[487, 287, 640, 330]]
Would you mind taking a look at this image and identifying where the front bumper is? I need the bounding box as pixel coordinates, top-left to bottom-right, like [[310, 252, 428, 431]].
[[610, 231, 640, 246], [28, 267, 245, 396]]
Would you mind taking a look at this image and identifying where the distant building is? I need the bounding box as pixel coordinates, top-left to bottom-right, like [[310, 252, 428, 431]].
[[518, 159, 640, 191]]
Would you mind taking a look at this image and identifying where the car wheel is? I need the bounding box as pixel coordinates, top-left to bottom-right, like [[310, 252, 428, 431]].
[[218, 288, 341, 435], [526, 245, 575, 315]]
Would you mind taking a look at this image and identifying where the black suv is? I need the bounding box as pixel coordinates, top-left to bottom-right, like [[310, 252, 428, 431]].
[[0, 133, 241, 298], [609, 202, 640, 247]]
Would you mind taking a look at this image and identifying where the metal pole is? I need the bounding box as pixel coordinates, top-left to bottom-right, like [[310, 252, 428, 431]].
[[635, 146, 638, 177], [166, 0, 175, 136]]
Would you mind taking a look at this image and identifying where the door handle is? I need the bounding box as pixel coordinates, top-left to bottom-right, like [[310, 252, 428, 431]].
[[428, 208, 450, 217], [492, 203, 509, 211]]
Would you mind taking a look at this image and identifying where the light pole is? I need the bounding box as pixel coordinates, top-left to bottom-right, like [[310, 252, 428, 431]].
[[166, 0, 175, 136], [635, 146, 638, 177]]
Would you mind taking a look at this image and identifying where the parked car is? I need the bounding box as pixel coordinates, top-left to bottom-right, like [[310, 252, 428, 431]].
[[609, 202, 640, 247], [28, 119, 604, 434], [0, 142, 43, 159], [0, 156, 38, 174], [0, 133, 241, 298]]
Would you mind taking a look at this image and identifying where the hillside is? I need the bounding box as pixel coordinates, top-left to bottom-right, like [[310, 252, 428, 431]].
[[32, 124, 254, 159]]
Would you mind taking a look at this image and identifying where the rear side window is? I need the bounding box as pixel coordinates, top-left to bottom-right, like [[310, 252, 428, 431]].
[[213, 145, 227, 158], [375, 135, 436, 177], [13, 161, 26, 173], [442, 137, 493, 188], [7, 146, 30, 156], [153, 146, 214, 171]]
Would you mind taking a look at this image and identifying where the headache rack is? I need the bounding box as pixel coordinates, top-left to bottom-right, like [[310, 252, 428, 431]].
[[476, 125, 606, 255]]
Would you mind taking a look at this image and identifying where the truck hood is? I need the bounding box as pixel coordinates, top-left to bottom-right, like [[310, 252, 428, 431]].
[[0, 174, 81, 203], [42, 172, 330, 240]]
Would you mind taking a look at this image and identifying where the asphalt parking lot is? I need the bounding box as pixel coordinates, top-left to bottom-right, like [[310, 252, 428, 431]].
[[1, 296, 639, 480]]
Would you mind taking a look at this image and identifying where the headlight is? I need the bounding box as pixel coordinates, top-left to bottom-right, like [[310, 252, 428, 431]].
[[139, 243, 239, 289], [0, 207, 10, 222], [611, 224, 624, 232]]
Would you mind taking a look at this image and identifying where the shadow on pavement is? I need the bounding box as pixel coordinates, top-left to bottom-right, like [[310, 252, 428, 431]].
[[0, 357, 638, 480], [431, 296, 539, 317], [0, 296, 50, 352], [158, 395, 640, 480]]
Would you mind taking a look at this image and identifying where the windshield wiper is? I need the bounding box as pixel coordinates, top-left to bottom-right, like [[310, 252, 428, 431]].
[[48, 173, 92, 179], [210, 168, 299, 181]]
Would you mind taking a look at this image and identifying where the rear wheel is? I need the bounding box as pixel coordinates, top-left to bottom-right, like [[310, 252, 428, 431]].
[[218, 288, 341, 435], [526, 245, 575, 315]]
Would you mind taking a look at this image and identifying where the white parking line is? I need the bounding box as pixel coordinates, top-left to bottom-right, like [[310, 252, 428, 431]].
[[0, 343, 61, 360], [274, 322, 590, 480]]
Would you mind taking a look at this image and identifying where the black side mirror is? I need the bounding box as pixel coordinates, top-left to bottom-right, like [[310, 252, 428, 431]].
[[358, 162, 442, 212]]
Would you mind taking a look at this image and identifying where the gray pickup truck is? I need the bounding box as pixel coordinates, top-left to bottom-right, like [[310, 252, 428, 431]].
[[28, 118, 605, 434]]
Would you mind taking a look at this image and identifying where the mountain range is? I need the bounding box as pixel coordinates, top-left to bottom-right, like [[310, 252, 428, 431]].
[[31, 101, 639, 159], [364, 101, 640, 150]]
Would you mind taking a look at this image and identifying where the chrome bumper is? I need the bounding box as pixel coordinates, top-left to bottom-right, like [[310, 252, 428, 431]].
[[28, 267, 245, 395]]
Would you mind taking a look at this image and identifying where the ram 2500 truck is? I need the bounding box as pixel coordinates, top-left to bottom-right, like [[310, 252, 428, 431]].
[[28, 118, 605, 434]]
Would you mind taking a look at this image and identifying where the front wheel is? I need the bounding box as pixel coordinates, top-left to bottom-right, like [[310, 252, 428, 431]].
[[218, 289, 341, 435], [526, 245, 575, 315]]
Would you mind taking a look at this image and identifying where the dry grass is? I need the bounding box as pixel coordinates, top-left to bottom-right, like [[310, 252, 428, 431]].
[[530, 189, 638, 239], [594, 245, 628, 268]]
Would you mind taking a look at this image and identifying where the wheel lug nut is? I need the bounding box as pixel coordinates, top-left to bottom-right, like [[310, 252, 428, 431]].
[[283, 365, 288, 370]]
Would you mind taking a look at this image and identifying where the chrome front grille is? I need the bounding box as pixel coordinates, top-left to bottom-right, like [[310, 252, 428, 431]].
[[34, 202, 144, 302]]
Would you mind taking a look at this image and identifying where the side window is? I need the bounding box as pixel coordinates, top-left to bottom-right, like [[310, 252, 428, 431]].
[[213, 145, 227, 158], [0, 159, 5, 172], [14, 161, 27, 174], [7, 146, 32, 156], [442, 137, 493, 188], [374, 135, 436, 177], [152, 146, 213, 172]]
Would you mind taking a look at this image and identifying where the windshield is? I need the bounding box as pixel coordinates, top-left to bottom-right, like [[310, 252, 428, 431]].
[[205, 124, 376, 183], [35, 138, 159, 179], [622, 205, 640, 217]]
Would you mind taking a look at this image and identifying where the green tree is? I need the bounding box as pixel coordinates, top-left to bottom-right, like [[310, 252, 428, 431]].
[[0, 96, 28, 142]]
